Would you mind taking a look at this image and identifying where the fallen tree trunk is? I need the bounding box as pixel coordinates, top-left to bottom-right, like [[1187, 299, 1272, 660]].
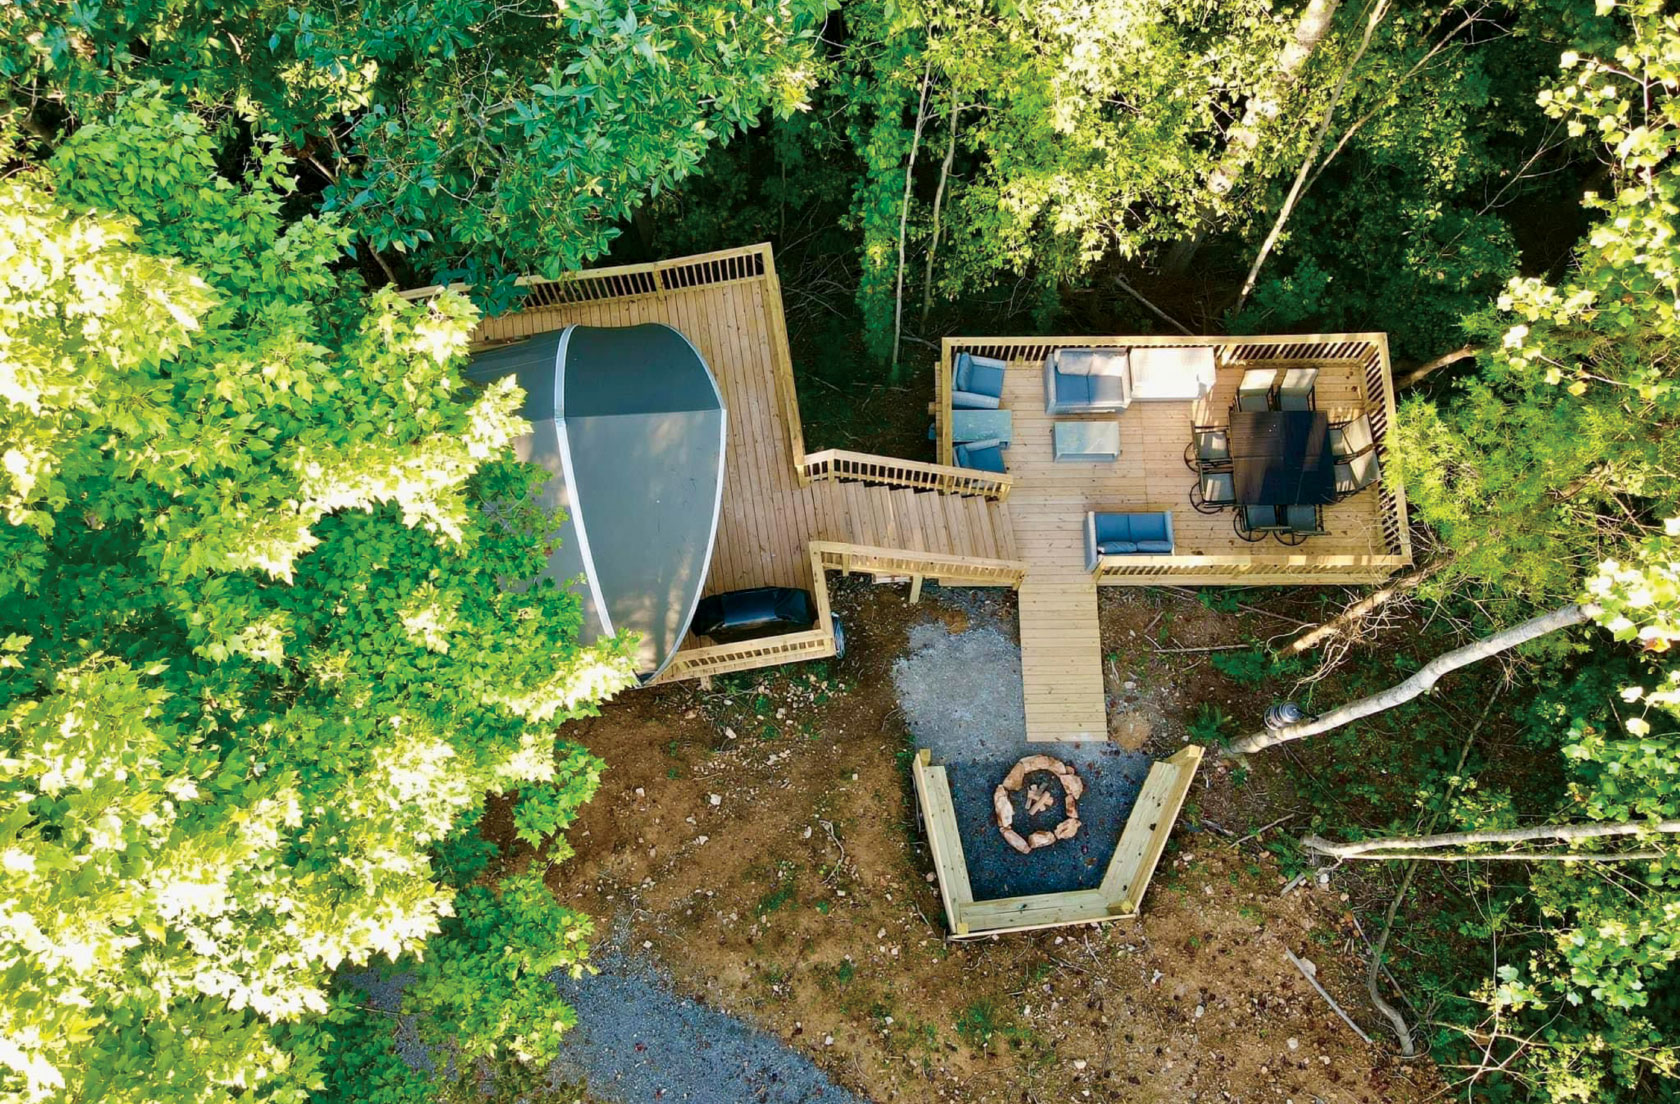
[[1286, 556, 1451, 654], [1396, 344, 1481, 389], [1229, 602, 1597, 755], [1304, 819, 1680, 860]]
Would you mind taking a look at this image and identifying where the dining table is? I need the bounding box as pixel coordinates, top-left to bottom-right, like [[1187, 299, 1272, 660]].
[[1227, 410, 1336, 506]]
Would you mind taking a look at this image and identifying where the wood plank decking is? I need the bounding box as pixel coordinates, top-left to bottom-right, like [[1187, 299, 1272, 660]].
[[419, 247, 1409, 745], [459, 248, 1018, 654]]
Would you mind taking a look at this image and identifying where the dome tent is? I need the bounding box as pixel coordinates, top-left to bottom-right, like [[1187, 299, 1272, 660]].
[[466, 324, 726, 683]]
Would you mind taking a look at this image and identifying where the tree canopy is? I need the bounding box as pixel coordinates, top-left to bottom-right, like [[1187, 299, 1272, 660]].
[[0, 92, 633, 1103]]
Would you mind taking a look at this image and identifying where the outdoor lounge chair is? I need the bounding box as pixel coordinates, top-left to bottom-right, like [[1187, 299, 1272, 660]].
[[1335, 450, 1380, 497], [952, 352, 1008, 409], [1182, 424, 1231, 472], [954, 436, 1008, 473], [1236, 368, 1276, 413], [1329, 413, 1375, 461], [1084, 510, 1174, 570], [1274, 504, 1327, 546], [1275, 367, 1319, 411], [1190, 470, 1236, 514]]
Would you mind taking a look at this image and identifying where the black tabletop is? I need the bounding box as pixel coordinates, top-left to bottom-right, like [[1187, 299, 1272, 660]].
[[1228, 411, 1336, 505]]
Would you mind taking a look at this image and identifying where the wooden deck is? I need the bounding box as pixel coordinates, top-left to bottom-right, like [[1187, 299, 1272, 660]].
[[413, 247, 1409, 744], [436, 246, 1020, 672], [935, 335, 1411, 741]]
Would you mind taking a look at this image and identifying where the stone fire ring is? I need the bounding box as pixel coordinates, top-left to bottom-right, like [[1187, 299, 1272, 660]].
[[992, 754, 1084, 855]]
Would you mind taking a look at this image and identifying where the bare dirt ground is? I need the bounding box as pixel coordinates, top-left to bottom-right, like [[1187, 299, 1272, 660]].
[[526, 580, 1444, 1103]]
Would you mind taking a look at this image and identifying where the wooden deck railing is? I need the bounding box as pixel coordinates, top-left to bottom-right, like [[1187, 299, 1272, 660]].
[[813, 540, 1026, 591], [801, 449, 1012, 500], [913, 746, 1203, 938], [1094, 553, 1410, 585]]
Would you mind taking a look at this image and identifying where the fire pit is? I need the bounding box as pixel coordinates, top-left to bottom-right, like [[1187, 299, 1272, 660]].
[[992, 754, 1084, 854]]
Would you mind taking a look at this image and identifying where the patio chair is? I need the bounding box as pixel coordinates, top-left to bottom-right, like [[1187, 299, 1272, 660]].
[[1334, 450, 1380, 498], [1275, 367, 1319, 411], [952, 352, 1008, 410], [1182, 424, 1231, 472], [1236, 368, 1275, 413], [1274, 504, 1327, 546], [1190, 470, 1236, 515], [1234, 504, 1285, 542], [1329, 413, 1375, 461], [954, 436, 1008, 474]]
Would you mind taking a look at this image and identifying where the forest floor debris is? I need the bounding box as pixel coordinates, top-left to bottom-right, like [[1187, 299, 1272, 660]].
[[503, 580, 1446, 1103]]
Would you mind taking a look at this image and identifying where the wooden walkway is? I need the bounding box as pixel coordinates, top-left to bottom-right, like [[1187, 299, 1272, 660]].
[[463, 248, 1017, 651]]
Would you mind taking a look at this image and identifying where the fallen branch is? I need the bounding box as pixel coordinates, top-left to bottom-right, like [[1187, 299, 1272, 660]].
[[1395, 344, 1481, 389], [1234, 814, 1295, 847], [1303, 819, 1680, 860], [1230, 603, 1597, 755], [1286, 948, 1374, 1044], [1287, 558, 1450, 654], [1149, 641, 1252, 654], [1112, 276, 1194, 336]]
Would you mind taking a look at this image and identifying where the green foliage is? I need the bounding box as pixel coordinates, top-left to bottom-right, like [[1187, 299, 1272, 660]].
[[511, 744, 605, 855], [0, 96, 632, 1103], [1188, 704, 1233, 745], [2, 0, 831, 282]]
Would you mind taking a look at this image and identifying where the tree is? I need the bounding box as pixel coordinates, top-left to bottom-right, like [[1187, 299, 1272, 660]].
[[1, 0, 832, 284], [0, 92, 634, 1104]]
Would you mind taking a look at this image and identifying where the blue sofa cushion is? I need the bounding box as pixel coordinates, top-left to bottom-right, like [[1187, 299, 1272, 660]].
[[955, 443, 1007, 473], [951, 389, 1001, 410], [1135, 540, 1173, 553], [956, 353, 1007, 399], [1097, 540, 1137, 555], [1127, 514, 1169, 543]]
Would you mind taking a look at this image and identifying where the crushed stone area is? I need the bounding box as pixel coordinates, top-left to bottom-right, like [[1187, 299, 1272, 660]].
[[550, 951, 868, 1104], [892, 618, 1154, 899]]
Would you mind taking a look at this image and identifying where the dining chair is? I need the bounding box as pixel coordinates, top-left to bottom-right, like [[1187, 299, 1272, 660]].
[[1191, 470, 1236, 514], [1236, 368, 1276, 413], [1329, 413, 1375, 461], [1274, 504, 1327, 546], [1334, 451, 1381, 498], [1182, 424, 1231, 472], [1275, 367, 1319, 411], [1234, 504, 1282, 542]]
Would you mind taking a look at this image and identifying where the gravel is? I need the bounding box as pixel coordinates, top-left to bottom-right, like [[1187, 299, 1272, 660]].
[[549, 952, 867, 1104], [892, 617, 1155, 900]]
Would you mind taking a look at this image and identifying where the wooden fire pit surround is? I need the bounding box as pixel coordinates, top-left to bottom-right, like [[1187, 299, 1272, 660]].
[[912, 745, 1204, 939]]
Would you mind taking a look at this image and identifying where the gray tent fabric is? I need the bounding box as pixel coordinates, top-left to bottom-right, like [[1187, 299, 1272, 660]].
[[466, 324, 726, 682]]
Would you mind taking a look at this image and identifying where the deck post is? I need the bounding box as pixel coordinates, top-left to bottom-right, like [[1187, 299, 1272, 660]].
[[909, 574, 923, 604]]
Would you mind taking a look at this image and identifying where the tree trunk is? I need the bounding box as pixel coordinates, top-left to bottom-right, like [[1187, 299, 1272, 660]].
[[1304, 819, 1680, 860], [1234, 0, 1391, 315], [891, 61, 933, 377], [922, 85, 960, 325], [1395, 344, 1481, 389], [1161, 0, 1342, 275], [1228, 602, 1598, 755], [1286, 556, 1451, 654]]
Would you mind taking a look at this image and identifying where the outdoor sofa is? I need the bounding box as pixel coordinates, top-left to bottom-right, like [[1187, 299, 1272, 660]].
[[1044, 346, 1217, 414], [1084, 510, 1174, 570]]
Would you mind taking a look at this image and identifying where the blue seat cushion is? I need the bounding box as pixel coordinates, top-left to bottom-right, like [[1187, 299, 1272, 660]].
[[956, 444, 1007, 473], [951, 389, 1001, 410], [1135, 540, 1173, 553], [956, 354, 1007, 398], [1097, 540, 1137, 555]]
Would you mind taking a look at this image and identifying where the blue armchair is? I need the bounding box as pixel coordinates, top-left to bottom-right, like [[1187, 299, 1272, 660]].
[[954, 437, 1008, 473], [952, 352, 1007, 410]]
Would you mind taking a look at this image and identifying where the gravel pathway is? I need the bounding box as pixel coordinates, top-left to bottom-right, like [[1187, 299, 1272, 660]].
[[345, 955, 868, 1104], [549, 952, 868, 1104], [892, 617, 1154, 900]]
